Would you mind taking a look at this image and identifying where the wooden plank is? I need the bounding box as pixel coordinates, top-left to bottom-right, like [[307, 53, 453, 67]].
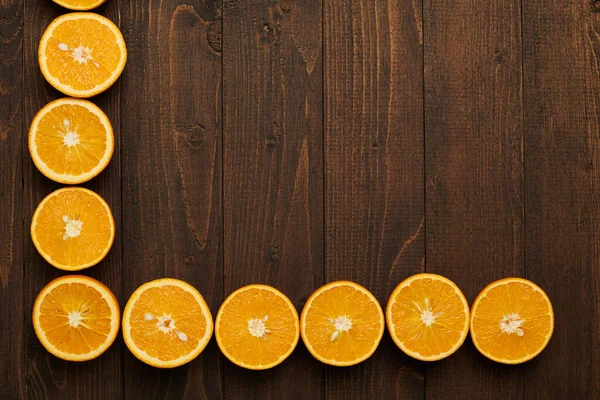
[[522, 2, 600, 398], [423, 0, 524, 398], [23, 2, 124, 399], [324, 0, 424, 398], [0, 0, 24, 398], [221, 0, 324, 398], [121, 1, 223, 398]]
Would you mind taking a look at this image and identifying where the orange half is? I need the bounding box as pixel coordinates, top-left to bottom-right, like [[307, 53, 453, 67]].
[[31, 187, 115, 271], [470, 277, 554, 364], [122, 279, 213, 368], [53, 0, 107, 10], [33, 275, 120, 361], [386, 273, 470, 361], [39, 13, 127, 98], [301, 281, 384, 366], [215, 284, 299, 370], [29, 98, 114, 184]]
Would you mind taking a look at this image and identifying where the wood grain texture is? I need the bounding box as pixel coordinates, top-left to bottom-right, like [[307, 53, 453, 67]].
[[121, 1, 223, 398], [424, 0, 525, 398], [222, 0, 324, 398], [0, 0, 24, 398], [522, 1, 600, 398], [23, 2, 124, 400], [324, 0, 425, 399], [3, 1, 600, 399]]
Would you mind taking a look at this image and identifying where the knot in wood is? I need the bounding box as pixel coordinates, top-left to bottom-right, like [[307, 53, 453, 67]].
[[280, 0, 292, 13], [493, 49, 505, 65], [263, 23, 276, 38], [207, 20, 222, 53]]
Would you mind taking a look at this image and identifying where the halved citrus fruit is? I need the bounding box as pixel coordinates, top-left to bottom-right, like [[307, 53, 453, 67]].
[[122, 279, 213, 368], [39, 13, 127, 98], [300, 281, 384, 366], [31, 187, 115, 271], [33, 275, 120, 361], [470, 277, 554, 364], [215, 284, 299, 370], [29, 98, 114, 184], [386, 273, 470, 361], [53, 0, 106, 10]]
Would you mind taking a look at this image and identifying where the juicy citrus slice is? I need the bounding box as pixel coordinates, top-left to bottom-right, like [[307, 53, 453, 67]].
[[122, 279, 213, 368], [31, 187, 115, 271], [215, 284, 299, 370], [300, 281, 384, 366], [39, 13, 127, 98], [53, 0, 106, 10], [386, 273, 469, 361], [29, 98, 114, 184], [470, 277, 554, 364], [33, 275, 120, 361]]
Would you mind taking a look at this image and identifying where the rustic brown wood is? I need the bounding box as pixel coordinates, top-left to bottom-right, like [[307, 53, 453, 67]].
[[3, 1, 600, 399], [423, 0, 525, 398], [121, 1, 223, 399], [324, 0, 425, 399], [0, 0, 24, 398], [22, 2, 124, 399], [222, 0, 324, 398], [522, 1, 600, 398]]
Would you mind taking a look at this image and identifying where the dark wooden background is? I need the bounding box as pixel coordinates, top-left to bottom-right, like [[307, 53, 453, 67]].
[[1, 0, 599, 398]]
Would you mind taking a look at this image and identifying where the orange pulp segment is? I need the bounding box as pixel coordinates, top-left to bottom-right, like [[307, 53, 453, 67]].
[[215, 284, 299, 370], [39, 13, 127, 98], [122, 279, 213, 368], [33, 275, 120, 361], [29, 98, 114, 184], [301, 281, 384, 366], [31, 187, 115, 271], [53, 0, 107, 10], [386, 273, 470, 361], [470, 277, 554, 364]]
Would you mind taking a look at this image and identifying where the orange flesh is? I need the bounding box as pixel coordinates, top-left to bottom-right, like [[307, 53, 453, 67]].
[[471, 281, 553, 362], [303, 285, 382, 363], [128, 286, 208, 362], [217, 287, 298, 368], [44, 18, 122, 91], [56, 0, 105, 8], [38, 282, 114, 355], [389, 277, 468, 358], [33, 103, 109, 176], [32, 189, 113, 268]]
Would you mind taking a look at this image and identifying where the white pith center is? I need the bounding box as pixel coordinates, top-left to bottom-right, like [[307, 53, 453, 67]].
[[58, 43, 98, 66], [144, 313, 188, 342], [64, 132, 80, 147], [62, 119, 80, 147], [415, 298, 443, 327], [247, 315, 270, 339], [62, 215, 83, 240], [500, 313, 525, 337], [329, 315, 352, 341], [68, 311, 84, 328]]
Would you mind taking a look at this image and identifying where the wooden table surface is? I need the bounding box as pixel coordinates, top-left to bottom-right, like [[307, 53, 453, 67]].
[[2, 0, 599, 399]]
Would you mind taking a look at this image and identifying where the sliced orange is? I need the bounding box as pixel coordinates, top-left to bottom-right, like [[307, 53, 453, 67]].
[[39, 13, 127, 98], [386, 273, 469, 361], [29, 98, 114, 184], [31, 187, 115, 271], [122, 279, 213, 368], [53, 0, 106, 10], [300, 281, 384, 366], [470, 277, 554, 364], [215, 284, 299, 370], [33, 275, 120, 361]]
